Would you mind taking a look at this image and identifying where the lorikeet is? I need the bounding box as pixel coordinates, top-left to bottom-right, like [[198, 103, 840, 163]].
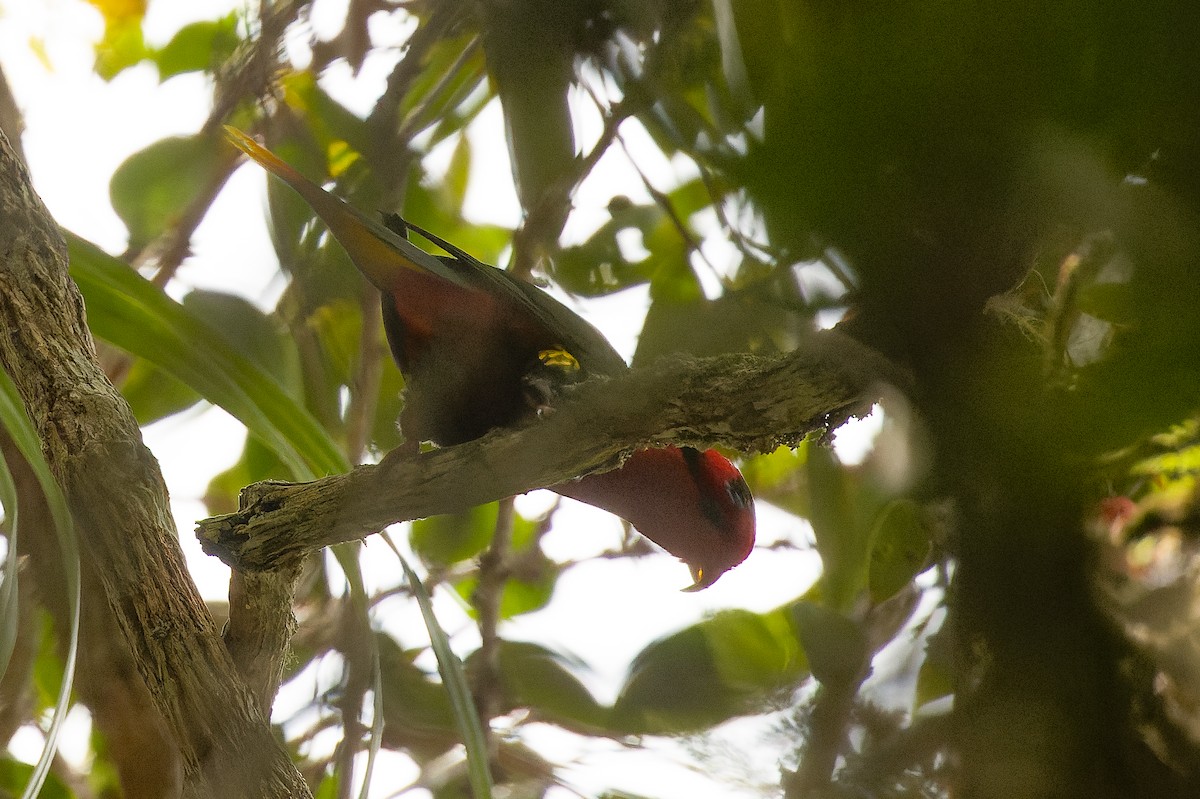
[[225, 127, 755, 589]]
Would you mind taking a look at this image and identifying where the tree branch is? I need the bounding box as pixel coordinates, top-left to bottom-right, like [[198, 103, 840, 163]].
[[0, 130, 309, 797], [198, 332, 891, 572]]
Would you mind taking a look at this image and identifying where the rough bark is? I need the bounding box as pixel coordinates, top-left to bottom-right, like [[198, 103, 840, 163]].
[[199, 332, 892, 572], [0, 129, 310, 797]]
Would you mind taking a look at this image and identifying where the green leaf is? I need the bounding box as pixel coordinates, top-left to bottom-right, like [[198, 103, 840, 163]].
[[451, 510, 558, 618], [118, 358, 202, 425], [67, 233, 347, 480], [377, 634, 458, 757], [0, 759, 72, 799], [791, 602, 868, 687], [739, 445, 810, 518], [396, 554, 494, 799], [1075, 281, 1139, 326], [454, 554, 558, 620], [110, 135, 227, 251], [484, 641, 606, 731], [153, 13, 241, 80], [443, 134, 472, 209], [612, 625, 725, 734], [204, 437, 288, 516], [807, 445, 869, 610], [182, 290, 303, 392], [705, 608, 807, 692], [93, 7, 148, 81], [868, 499, 932, 604], [399, 34, 487, 144], [552, 201, 666, 297], [914, 623, 955, 710], [613, 609, 809, 734], [487, 23, 575, 212], [0, 367, 79, 799], [411, 503, 498, 567]]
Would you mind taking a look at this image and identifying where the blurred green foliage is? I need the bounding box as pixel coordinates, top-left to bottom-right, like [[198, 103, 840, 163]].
[[6, 0, 1200, 797]]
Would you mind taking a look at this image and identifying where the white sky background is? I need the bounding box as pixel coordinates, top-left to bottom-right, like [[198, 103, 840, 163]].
[[0, 1, 885, 796]]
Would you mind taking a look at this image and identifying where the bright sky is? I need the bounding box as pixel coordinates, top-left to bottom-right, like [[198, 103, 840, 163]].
[[1, 1, 884, 796]]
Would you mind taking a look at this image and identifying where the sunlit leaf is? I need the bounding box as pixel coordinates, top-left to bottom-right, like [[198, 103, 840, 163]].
[[89, 0, 147, 79]]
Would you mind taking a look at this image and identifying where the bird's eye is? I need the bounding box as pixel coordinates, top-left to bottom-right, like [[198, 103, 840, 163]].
[[726, 478, 753, 509]]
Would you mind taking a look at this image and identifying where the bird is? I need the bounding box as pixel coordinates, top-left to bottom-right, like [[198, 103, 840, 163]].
[[224, 126, 755, 589]]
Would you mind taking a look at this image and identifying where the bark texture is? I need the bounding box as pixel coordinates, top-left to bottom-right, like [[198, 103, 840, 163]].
[[0, 130, 310, 797]]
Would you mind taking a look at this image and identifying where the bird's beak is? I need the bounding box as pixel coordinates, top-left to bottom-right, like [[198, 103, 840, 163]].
[[681, 562, 720, 592]]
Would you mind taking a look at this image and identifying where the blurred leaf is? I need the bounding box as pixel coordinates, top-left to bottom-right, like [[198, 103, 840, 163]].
[[454, 553, 559, 619], [451, 510, 558, 618], [442, 134, 472, 210], [668, 176, 721, 220], [312, 774, 338, 799], [89, 0, 147, 79], [110, 134, 227, 250], [68, 233, 347, 479], [204, 437, 287, 516], [484, 640, 606, 730], [279, 72, 373, 162], [706, 608, 806, 692], [377, 634, 459, 758], [0, 759, 72, 799], [484, 7, 575, 214], [645, 220, 702, 304], [739, 445, 810, 518], [553, 203, 664, 295], [807, 445, 869, 611], [400, 34, 487, 145], [153, 13, 241, 80], [611, 624, 726, 734], [182, 289, 303, 392], [1075, 281, 1139, 326], [369, 358, 408, 454], [791, 602, 868, 687], [915, 622, 955, 710], [0, 457, 18, 688], [307, 298, 365, 385], [411, 503, 498, 567], [397, 555, 494, 798], [634, 290, 796, 367], [118, 357, 202, 425], [868, 499, 932, 604], [613, 608, 808, 734]]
